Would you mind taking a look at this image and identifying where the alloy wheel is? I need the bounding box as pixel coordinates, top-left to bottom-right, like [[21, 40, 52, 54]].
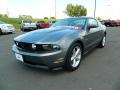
[[70, 46, 81, 68]]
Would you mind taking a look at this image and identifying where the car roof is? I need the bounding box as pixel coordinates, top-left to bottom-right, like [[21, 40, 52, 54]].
[[66, 16, 94, 19]]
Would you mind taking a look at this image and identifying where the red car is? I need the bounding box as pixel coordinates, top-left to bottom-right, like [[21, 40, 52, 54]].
[[114, 20, 120, 26], [36, 21, 49, 29], [110, 20, 120, 26], [101, 20, 119, 27]]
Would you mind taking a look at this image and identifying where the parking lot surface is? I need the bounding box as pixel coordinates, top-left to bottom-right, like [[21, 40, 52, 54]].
[[0, 27, 120, 90]]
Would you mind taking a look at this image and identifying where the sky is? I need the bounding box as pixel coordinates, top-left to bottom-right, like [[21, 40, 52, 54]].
[[0, 0, 120, 19]]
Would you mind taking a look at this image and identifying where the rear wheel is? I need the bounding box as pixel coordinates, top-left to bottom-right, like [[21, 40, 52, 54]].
[[37, 25, 42, 29], [98, 36, 106, 48], [20, 28, 25, 32], [64, 43, 82, 71], [0, 29, 2, 35], [9, 32, 13, 34]]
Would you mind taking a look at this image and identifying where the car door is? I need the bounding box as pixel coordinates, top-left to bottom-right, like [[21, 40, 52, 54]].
[[84, 18, 100, 50]]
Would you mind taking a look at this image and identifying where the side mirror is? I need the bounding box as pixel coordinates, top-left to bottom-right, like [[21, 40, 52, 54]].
[[88, 23, 98, 30]]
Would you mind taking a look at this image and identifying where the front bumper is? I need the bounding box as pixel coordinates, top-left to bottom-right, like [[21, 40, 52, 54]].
[[12, 45, 65, 68], [2, 28, 15, 33], [21, 26, 36, 30]]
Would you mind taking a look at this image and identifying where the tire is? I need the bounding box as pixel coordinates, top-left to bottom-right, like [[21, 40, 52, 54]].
[[98, 36, 106, 48], [109, 24, 112, 27], [0, 29, 2, 35], [9, 32, 13, 34], [64, 43, 82, 71], [37, 26, 41, 29], [20, 28, 25, 32]]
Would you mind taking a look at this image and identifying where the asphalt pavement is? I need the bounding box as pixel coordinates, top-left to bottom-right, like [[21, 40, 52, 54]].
[[0, 27, 120, 90]]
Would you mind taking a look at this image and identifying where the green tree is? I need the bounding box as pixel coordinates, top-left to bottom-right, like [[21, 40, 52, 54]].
[[96, 17, 101, 21], [4, 14, 8, 18], [65, 4, 87, 17], [19, 15, 32, 19], [0, 14, 3, 17], [44, 17, 48, 19], [50, 17, 56, 20]]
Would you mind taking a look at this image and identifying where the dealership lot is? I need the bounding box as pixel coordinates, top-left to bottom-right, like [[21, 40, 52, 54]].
[[0, 27, 120, 90]]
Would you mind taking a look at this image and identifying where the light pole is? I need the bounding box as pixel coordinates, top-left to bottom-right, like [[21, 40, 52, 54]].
[[55, 0, 56, 19], [94, 0, 96, 18]]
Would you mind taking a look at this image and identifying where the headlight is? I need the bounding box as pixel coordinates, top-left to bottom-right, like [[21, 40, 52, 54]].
[[14, 41, 61, 51], [2, 25, 7, 29], [41, 44, 60, 51]]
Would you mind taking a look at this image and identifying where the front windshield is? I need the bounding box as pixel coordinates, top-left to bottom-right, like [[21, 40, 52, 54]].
[[23, 20, 32, 23], [51, 18, 86, 29], [0, 21, 5, 24], [37, 21, 44, 23]]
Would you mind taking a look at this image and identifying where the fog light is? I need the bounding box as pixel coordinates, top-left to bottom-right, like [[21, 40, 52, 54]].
[[52, 45, 60, 49], [53, 58, 64, 64]]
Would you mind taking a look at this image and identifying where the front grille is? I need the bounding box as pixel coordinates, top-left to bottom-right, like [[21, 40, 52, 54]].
[[23, 55, 46, 66], [7, 26, 13, 29], [15, 41, 44, 52]]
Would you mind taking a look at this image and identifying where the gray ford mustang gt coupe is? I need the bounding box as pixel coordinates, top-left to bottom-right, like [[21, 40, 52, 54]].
[[12, 16, 106, 71]]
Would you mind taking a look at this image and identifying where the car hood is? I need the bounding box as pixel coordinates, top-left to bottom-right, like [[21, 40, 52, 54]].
[[0, 24, 13, 27], [14, 27, 82, 44]]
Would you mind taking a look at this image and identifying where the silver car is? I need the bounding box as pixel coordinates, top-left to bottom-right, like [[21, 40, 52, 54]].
[[20, 20, 37, 31]]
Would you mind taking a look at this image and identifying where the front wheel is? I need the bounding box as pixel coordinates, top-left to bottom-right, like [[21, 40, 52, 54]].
[[98, 36, 106, 48], [20, 28, 24, 32], [64, 43, 82, 71]]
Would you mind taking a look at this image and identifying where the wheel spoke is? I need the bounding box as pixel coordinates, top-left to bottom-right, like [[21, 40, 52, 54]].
[[74, 48, 80, 57], [73, 59, 78, 67], [71, 48, 80, 61], [102, 37, 106, 46], [71, 56, 75, 61]]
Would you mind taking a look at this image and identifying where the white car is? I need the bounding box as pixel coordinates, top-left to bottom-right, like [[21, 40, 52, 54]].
[[0, 20, 15, 34], [20, 20, 37, 31]]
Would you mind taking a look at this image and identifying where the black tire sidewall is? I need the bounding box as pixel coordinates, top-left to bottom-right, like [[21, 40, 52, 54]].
[[65, 43, 82, 71], [0, 29, 2, 35]]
